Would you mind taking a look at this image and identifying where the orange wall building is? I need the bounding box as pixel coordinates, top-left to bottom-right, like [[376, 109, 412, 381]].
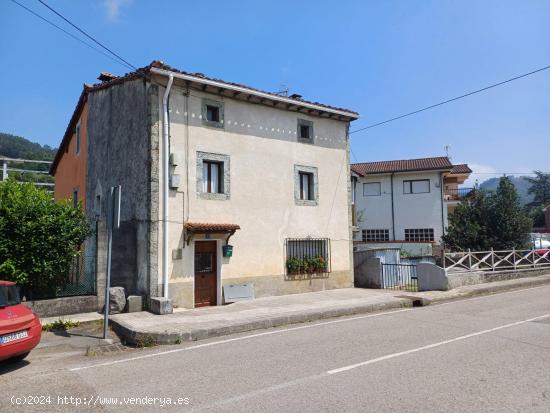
[[51, 90, 88, 209]]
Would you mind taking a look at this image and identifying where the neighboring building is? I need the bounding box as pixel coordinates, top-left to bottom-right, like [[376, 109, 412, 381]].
[[50, 61, 359, 310], [350, 157, 472, 245]]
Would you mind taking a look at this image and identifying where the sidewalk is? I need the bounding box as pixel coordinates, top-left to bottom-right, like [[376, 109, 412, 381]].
[[110, 273, 550, 345]]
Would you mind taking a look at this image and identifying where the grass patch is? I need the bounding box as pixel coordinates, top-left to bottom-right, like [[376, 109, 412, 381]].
[[135, 335, 156, 348], [42, 319, 80, 332]]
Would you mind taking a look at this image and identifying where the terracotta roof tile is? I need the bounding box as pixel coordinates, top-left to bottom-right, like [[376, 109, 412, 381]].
[[351, 157, 453, 176], [184, 222, 240, 232], [450, 164, 472, 174]]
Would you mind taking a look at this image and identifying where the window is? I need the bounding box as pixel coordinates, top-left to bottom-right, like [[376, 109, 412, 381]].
[[299, 172, 314, 201], [286, 238, 331, 275], [363, 182, 381, 196], [72, 189, 79, 208], [201, 99, 224, 128], [403, 179, 430, 194], [202, 161, 223, 194], [75, 122, 81, 155], [294, 165, 318, 206], [206, 105, 220, 122], [362, 229, 389, 242], [196, 151, 230, 200], [404, 228, 434, 242], [297, 119, 314, 143]]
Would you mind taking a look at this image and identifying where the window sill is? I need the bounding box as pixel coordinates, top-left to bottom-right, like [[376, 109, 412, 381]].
[[198, 192, 230, 201], [295, 199, 318, 206]]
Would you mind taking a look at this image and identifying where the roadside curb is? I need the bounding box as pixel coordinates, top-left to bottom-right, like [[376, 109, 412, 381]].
[[110, 298, 414, 346], [416, 274, 550, 305], [109, 274, 550, 346]]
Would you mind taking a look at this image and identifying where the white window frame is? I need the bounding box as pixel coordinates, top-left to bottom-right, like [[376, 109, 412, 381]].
[[363, 182, 381, 196], [362, 229, 390, 242], [404, 228, 434, 242], [403, 179, 430, 194]]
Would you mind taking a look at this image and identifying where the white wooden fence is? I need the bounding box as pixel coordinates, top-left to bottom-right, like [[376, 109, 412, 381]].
[[444, 248, 550, 272]]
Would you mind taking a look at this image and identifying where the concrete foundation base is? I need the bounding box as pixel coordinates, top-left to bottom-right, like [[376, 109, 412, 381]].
[[149, 297, 173, 315], [126, 295, 143, 313]]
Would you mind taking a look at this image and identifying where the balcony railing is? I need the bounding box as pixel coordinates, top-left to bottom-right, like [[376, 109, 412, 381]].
[[444, 187, 473, 201]]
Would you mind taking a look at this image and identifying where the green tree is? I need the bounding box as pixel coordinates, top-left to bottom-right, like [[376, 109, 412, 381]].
[[443, 176, 532, 251], [488, 176, 532, 249], [0, 179, 90, 298], [442, 189, 491, 251], [525, 170, 550, 207]]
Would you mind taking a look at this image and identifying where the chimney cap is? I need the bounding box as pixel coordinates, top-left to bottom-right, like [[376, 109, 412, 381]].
[[98, 72, 118, 82]]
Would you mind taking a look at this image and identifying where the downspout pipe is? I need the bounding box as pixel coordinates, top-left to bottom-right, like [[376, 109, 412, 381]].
[[390, 173, 396, 241], [162, 74, 174, 299]]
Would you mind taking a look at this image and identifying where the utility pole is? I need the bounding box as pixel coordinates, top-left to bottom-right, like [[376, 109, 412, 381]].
[[103, 185, 121, 340]]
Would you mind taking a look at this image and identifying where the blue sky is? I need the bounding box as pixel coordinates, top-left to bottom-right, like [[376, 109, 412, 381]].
[[1, 0, 549, 184]]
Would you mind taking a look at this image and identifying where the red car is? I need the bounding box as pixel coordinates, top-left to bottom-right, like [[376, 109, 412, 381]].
[[0, 281, 41, 362]]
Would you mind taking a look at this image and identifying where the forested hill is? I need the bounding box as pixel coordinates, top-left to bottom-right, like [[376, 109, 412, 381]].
[[0, 133, 56, 182], [479, 176, 533, 206], [0, 132, 56, 161]]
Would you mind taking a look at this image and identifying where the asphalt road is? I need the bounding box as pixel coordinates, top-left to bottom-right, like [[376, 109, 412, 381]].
[[1, 285, 550, 412]]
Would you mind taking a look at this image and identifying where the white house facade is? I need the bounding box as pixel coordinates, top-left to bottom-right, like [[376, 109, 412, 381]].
[[351, 157, 472, 245]]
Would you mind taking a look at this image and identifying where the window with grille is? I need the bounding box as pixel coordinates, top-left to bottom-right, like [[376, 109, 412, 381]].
[[404, 228, 434, 242], [285, 238, 331, 274], [362, 229, 389, 242]]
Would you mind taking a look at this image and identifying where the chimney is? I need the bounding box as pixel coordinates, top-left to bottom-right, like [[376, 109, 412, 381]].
[[97, 72, 118, 82]]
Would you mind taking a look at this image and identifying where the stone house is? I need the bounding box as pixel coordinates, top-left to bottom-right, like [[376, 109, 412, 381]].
[[51, 61, 359, 310]]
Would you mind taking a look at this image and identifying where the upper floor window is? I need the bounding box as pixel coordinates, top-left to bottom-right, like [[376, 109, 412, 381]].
[[299, 172, 314, 201], [363, 182, 381, 196], [202, 99, 224, 128], [294, 165, 318, 206], [202, 160, 224, 194], [75, 121, 81, 155], [297, 119, 314, 143], [196, 151, 230, 200], [403, 179, 430, 194]]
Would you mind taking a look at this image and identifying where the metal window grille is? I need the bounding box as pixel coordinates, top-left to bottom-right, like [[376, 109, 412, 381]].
[[404, 228, 434, 242], [362, 229, 390, 242], [285, 238, 331, 275]]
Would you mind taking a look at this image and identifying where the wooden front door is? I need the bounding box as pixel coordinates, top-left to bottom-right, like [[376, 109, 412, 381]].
[[194, 241, 217, 307]]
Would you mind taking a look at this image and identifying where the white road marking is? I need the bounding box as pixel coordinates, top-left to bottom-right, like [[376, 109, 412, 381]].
[[69, 308, 411, 371], [326, 313, 550, 375], [69, 284, 550, 372]]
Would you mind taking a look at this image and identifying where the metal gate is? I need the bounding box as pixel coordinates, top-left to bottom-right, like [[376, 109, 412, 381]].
[[381, 263, 417, 291]]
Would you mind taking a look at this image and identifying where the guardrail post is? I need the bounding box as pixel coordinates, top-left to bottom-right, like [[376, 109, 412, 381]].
[[2, 160, 7, 181], [467, 248, 472, 270], [512, 247, 516, 270], [491, 247, 495, 271], [532, 247, 536, 268]]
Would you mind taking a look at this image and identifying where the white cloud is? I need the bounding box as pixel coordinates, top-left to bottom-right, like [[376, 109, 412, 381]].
[[103, 0, 132, 22], [464, 163, 498, 187]]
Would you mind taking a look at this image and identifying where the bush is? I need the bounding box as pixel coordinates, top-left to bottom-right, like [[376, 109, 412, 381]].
[[0, 179, 91, 298]]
